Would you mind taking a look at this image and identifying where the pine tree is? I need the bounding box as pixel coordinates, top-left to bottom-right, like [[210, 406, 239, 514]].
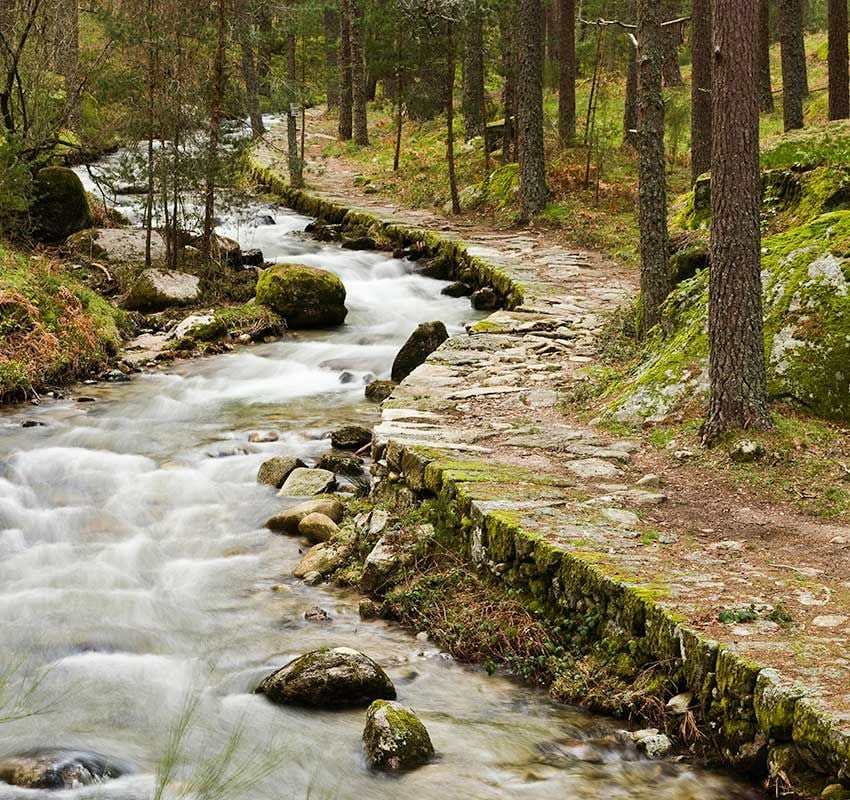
[[778, 0, 807, 131], [350, 0, 369, 145], [338, 0, 353, 140], [828, 0, 850, 120], [757, 0, 774, 113], [690, 0, 712, 182], [558, 0, 576, 145], [461, 1, 486, 140], [517, 0, 547, 221]]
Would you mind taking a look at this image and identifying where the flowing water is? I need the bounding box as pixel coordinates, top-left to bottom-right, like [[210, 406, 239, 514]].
[[0, 165, 760, 799]]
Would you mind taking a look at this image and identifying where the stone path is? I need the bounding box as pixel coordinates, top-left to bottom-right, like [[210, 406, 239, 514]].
[[254, 119, 850, 793]]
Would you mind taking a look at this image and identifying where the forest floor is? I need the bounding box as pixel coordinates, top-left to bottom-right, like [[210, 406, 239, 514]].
[[255, 112, 850, 787]]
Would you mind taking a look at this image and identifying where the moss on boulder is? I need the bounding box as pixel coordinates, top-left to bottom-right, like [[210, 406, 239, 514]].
[[363, 700, 434, 771], [123, 268, 200, 312], [30, 167, 93, 242], [255, 263, 347, 328]]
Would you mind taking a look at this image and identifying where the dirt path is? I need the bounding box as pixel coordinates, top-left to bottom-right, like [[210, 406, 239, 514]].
[[254, 115, 850, 792]]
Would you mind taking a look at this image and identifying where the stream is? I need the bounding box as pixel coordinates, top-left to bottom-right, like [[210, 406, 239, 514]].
[[0, 157, 759, 799]]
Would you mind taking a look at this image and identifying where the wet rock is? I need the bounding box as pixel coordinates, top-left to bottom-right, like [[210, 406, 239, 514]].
[[634, 731, 673, 759], [303, 571, 323, 585], [365, 380, 397, 402], [441, 281, 473, 298], [257, 456, 306, 489], [124, 269, 201, 312], [0, 750, 126, 789], [361, 525, 435, 596], [256, 647, 396, 707], [252, 215, 276, 226], [265, 497, 344, 534], [21, 420, 46, 428], [30, 167, 93, 242], [471, 287, 498, 310], [101, 369, 131, 383], [298, 512, 339, 544], [242, 248, 265, 267], [304, 606, 332, 623], [730, 439, 765, 463], [339, 370, 356, 384], [359, 598, 381, 619], [391, 321, 449, 382], [293, 542, 347, 578], [279, 467, 336, 497], [330, 425, 372, 450], [342, 236, 377, 251], [248, 431, 279, 444], [363, 700, 434, 771], [255, 263, 347, 329], [316, 453, 364, 476]]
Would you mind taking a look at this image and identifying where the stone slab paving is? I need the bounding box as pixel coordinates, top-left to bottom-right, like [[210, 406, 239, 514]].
[[254, 121, 850, 789]]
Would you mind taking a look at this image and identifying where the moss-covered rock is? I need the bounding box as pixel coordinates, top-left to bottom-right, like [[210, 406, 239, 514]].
[[363, 700, 434, 771], [123, 268, 200, 312], [256, 647, 396, 708], [391, 321, 449, 382], [365, 380, 397, 403], [255, 263, 347, 328], [30, 167, 93, 242]]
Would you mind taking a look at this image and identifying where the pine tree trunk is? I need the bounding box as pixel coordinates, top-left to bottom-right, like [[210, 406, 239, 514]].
[[623, 44, 639, 148], [690, 0, 712, 182], [447, 20, 461, 215], [324, 7, 339, 110], [257, 0, 272, 97], [704, 0, 772, 443], [517, 0, 547, 221], [238, 2, 265, 139], [350, 0, 368, 145], [828, 0, 850, 120], [558, 0, 576, 145], [462, 4, 486, 140], [757, 0, 775, 113], [60, 0, 81, 130], [501, 1, 517, 164], [636, 0, 670, 335], [338, 0, 353, 140], [203, 0, 227, 259], [778, 0, 807, 130], [287, 30, 304, 188], [661, 0, 684, 87]]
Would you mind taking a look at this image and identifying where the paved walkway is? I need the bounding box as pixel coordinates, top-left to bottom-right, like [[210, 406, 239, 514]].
[[254, 118, 850, 792]]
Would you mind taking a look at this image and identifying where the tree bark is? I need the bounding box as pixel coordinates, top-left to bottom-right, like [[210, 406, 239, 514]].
[[778, 0, 807, 130], [462, 3, 486, 140], [636, 0, 670, 335], [203, 0, 227, 259], [447, 20, 461, 215], [517, 0, 547, 221], [558, 0, 576, 144], [661, 0, 684, 87], [238, 3, 265, 139], [338, 0, 353, 140], [500, 0, 518, 163], [257, 0, 272, 97], [350, 0, 368, 145], [324, 6, 339, 110], [757, 0, 775, 113], [690, 0, 712, 182], [59, 0, 81, 130], [623, 44, 639, 147], [287, 29, 303, 188], [828, 0, 850, 120], [704, 0, 772, 443]]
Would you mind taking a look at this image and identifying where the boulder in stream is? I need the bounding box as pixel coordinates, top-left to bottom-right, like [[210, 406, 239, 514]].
[[391, 321, 449, 382], [293, 542, 347, 578], [66, 227, 167, 262], [123, 268, 201, 312], [363, 700, 434, 771], [316, 453, 364, 476], [0, 750, 127, 790], [360, 525, 435, 595], [298, 512, 339, 543], [330, 425, 372, 451], [255, 263, 347, 328], [265, 497, 344, 534], [257, 456, 306, 489], [365, 380, 397, 403], [256, 647, 396, 707], [278, 467, 336, 497]]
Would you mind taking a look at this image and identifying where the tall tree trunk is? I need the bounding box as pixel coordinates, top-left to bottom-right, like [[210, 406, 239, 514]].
[[59, 0, 81, 130], [462, 3, 486, 140], [558, 0, 576, 144], [338, 0, 353, 139], [704, 0, 771, 443], [447, 20, 461, 215], [501, 0, 517, 163], [238, 4, 265, 139], [517, 0, 547, 221], [778, 0, 807, 130], [257, 0, 272, 97], [623, 44, 639, 147], [350, 0, 368, 145], [690, 0, 712, 182], [828, 0, 850, 120], [287, 29, 304, 187], [661, 0, 684, 87], [636, 0, 670, 335], [203, 0, 227, 260], [324, 6, 339, 110], [757, 0, 775, 113]]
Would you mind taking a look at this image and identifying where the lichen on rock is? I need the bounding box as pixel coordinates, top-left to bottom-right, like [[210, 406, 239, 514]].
[[362, 700, 434, 771]]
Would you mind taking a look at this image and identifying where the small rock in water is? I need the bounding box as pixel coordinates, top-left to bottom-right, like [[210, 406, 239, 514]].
[[241, 248, 265, 267], [21, 420, 46, 428], [249, 431, 279, 443], [75, 396, 97, 403], [730, 439, 765, 463], [635, 732, 673, 759], [391, 321, 449, 383], [365, 380, 397, 403], [257, 456, 305, 488], [293, 542, 347, 578], [279, 467, 336, 497], [304, 606, 332, 623], [359, 598, 381, 619], [0, 750, 128, 790], [256, 647, 396, 708], [298, 512, 339, 544], [252, 215, 276, 226], [302, 571, 324, 586], [471, 287, 498, 310], [441, 281, 472, 298], [102, 369, 131, 383], [316, 452, 364, 476], [330, 425, 372, 451], [363, 700, 434, 771], [338, 371, 357, 384], [265, 497, 345, 534]]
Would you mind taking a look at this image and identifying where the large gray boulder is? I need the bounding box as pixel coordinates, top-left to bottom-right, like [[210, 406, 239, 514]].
[[256, 647, 396, 708], [67, 228, 166, 262], [363, 700, 434, 771], [123, 268, 200, 312], [265, 497, 345, 534], [391, 321, 448, 382], [278, 467, 336, 497]]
